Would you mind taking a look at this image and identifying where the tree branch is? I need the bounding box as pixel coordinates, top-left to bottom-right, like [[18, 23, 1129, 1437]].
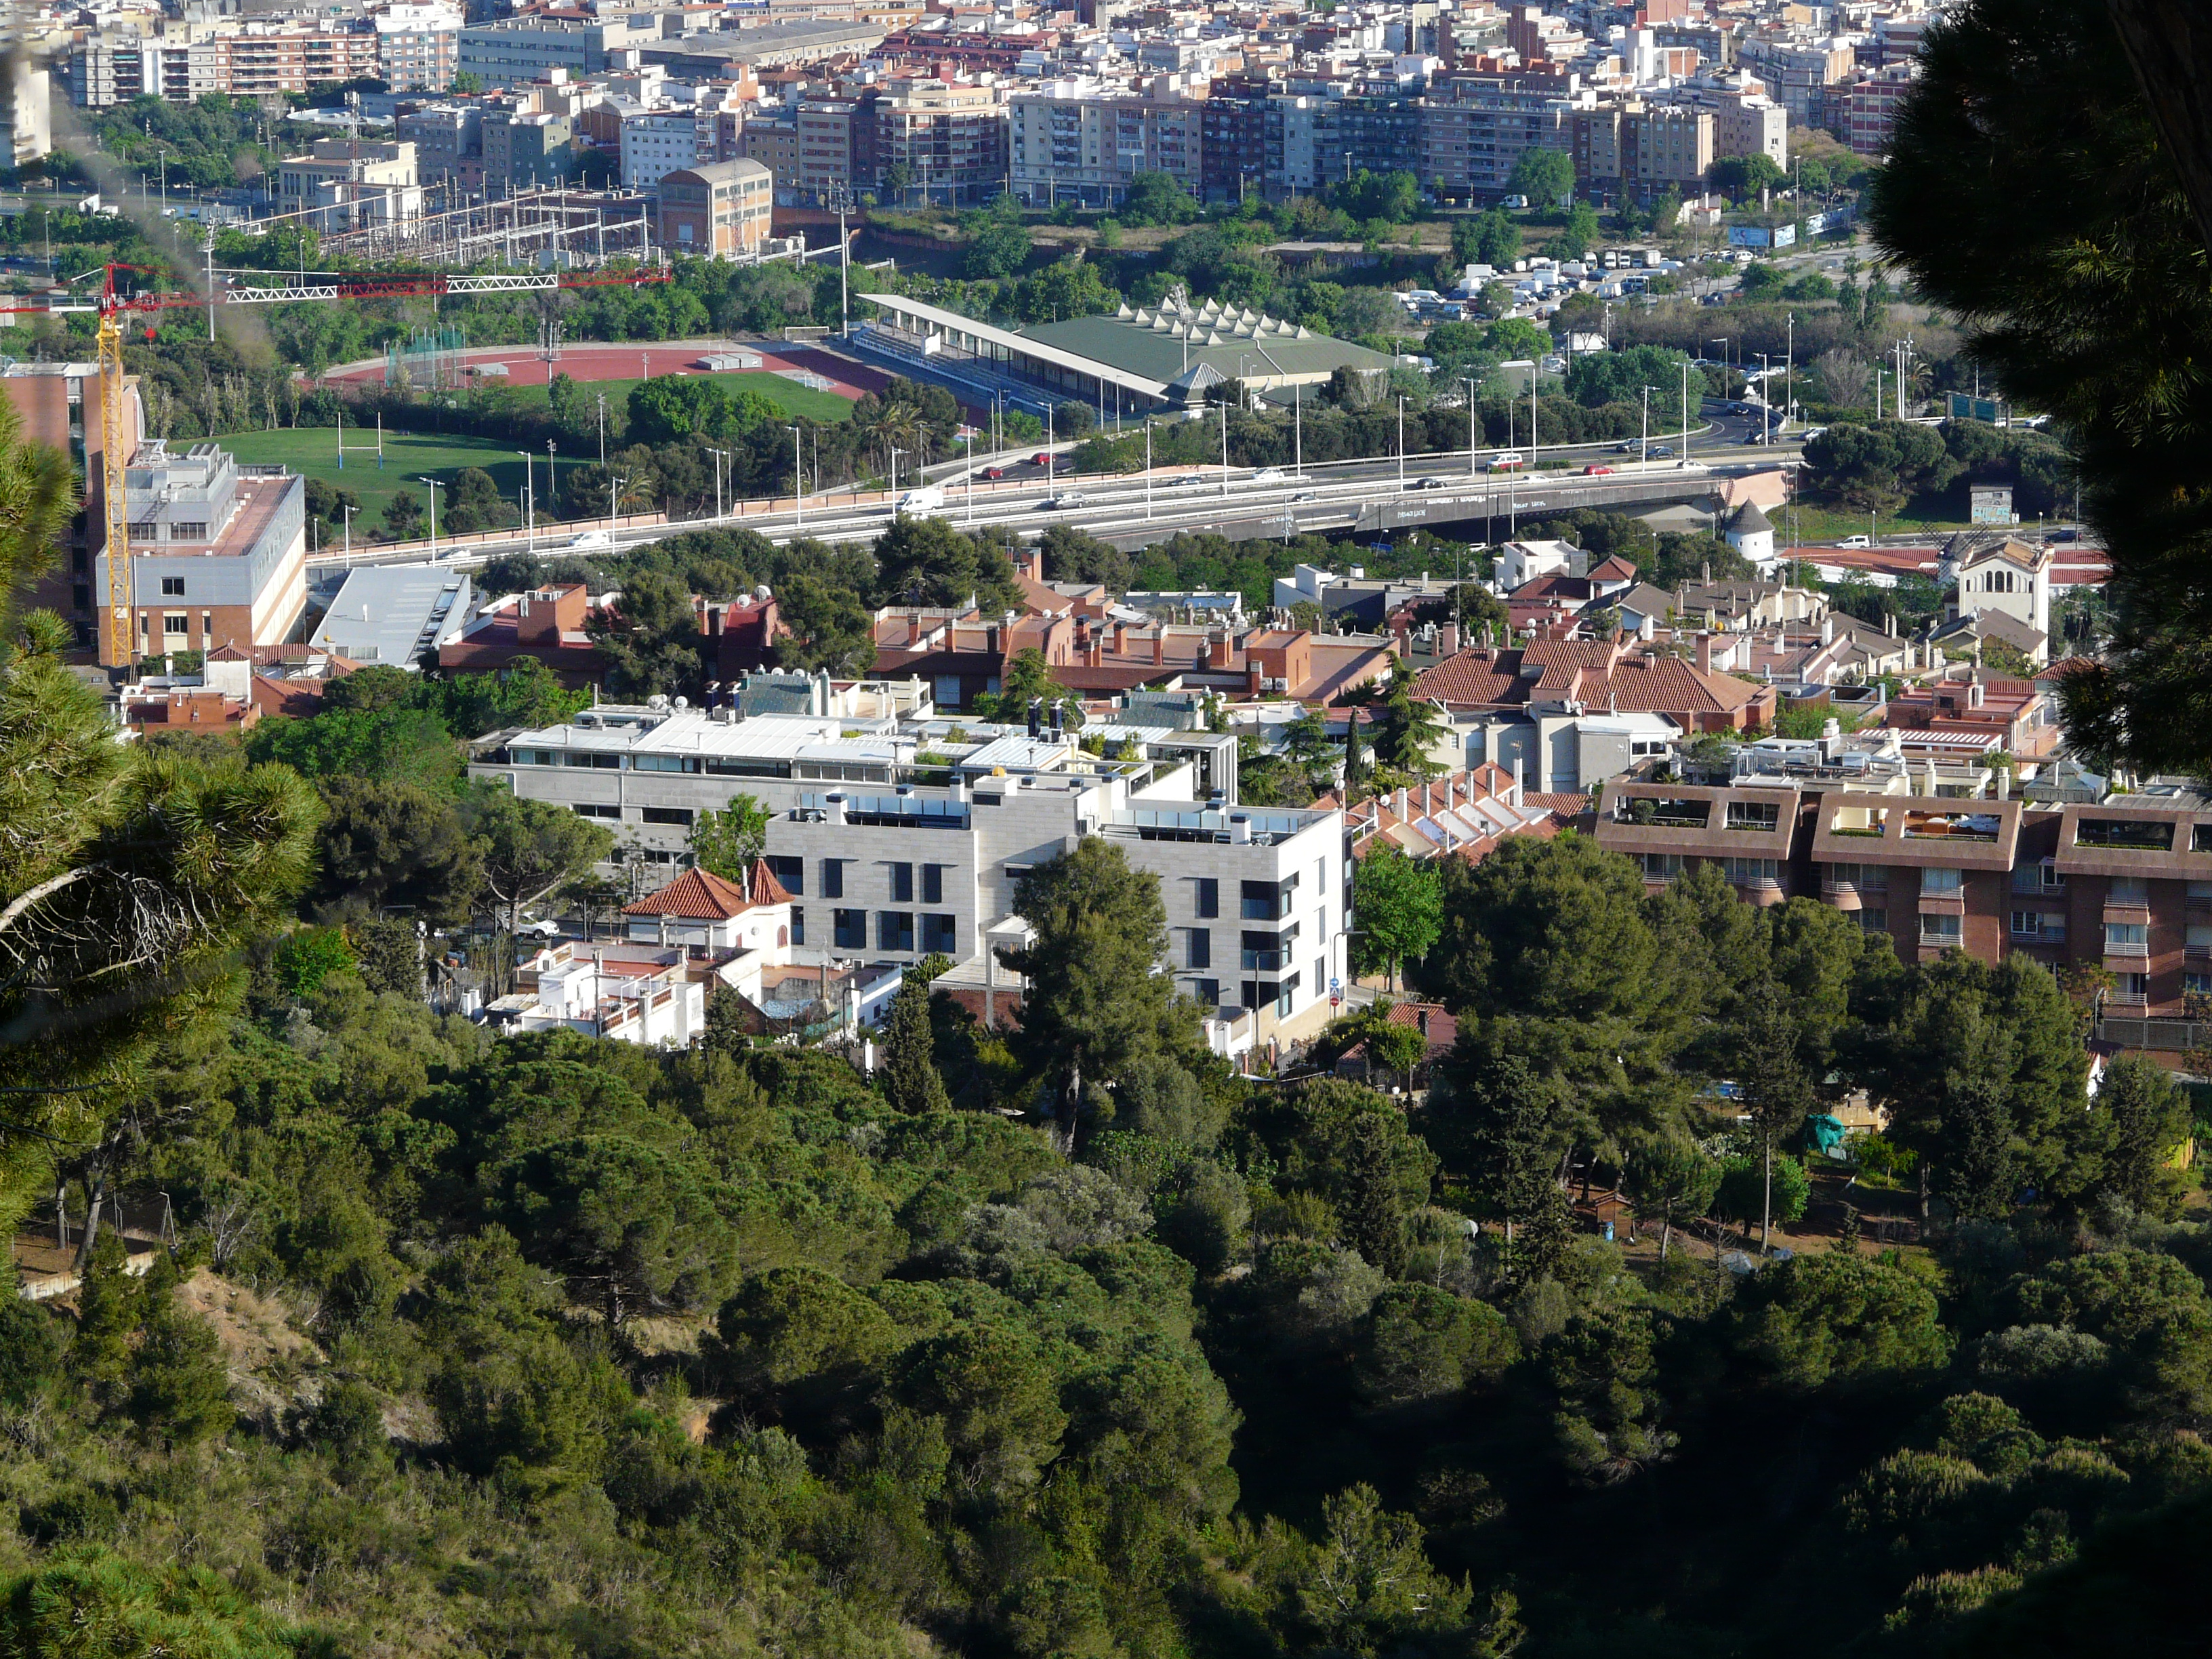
[[2107, 0, 2212, 259], [0, 865, 98, 937]]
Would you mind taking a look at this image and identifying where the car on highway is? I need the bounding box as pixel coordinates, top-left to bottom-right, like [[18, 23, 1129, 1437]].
[[1610, 441, 1637, 453], [2049, 528, 2080, 542], [1740, 432, 1766, 445], [1252, 468, 1287, 483], [981, 465, 1013, 480], [1799, 426, 1827, 441], [1031, 452, 1056, 466], [1486, 452, 1525, 472], [1582, 464, 1614, 476], [1290, 491, 1317, 502], [1044, 492, 1089, 510], [1837, 535, 1873, 548], [567, 531, 612, 550], [1407, 475, 1448, 490], [1174, 472, 1209, 486], [1650, 445, 1674, 457]]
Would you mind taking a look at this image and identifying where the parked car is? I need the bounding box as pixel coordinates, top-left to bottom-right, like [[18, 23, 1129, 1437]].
[[1582, 464, 1614, 476], [1837, 534, 1873, 548]]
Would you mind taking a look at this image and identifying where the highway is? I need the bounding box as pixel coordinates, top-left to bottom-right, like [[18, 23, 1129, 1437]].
[[306, 400, 1803, 575]]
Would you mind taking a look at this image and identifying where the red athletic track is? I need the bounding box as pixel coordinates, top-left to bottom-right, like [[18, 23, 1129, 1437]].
[[322, 340, 900, 402]]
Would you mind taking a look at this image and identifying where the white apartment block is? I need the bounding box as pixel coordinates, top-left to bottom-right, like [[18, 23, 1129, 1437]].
[[374, 5, 462, 94], [1010, 82, 1202, 208], [622, 108, 707, 190], [475, 702, 1350, 1036]]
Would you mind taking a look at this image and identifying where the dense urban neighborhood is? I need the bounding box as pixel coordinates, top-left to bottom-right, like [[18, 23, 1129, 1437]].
[[0, 0, 2203, 1654]]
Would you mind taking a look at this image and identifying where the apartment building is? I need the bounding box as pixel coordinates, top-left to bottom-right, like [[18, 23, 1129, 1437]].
[[1416, 78, 1577, 199], [473, 703, 1350, 1034], [622, 107, 707, 188], [1010, 82, 1202, 208], [1841, 60, 1921, 157], [483, 110, 576, 191], [797, 100, 859, 203], [1595, 782, 2212, 1018], [0, 62, 50, 169], [1575, 101, 1714, 199], [1706, 88, 1787, 165], [457, 16, 670, 86], [874, 81, 1008, 207], [657, 159, 773, 257], [96, 441, 308, 668], [398, 103, 483, 190], [374, 4, 462, 94], [1736, 37, 1856, 123]]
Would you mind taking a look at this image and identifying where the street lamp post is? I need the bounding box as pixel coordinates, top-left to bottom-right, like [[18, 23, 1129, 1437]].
[[413, 475, 439, 556], [1465, 375, 1479, 478], [1639, 386, 1652, 466], [1397, 395, 1405, 492], [791, 426, 804, 527], [1680, 358, 1690, 466], [546, 438, 556, 523], [516, 451, 534, 552], [705, 446, 730, 520], [341, 502, 357, 562], [1144, 420, 1153, 521], [609, 475, 626, 525], [1219, 398, 1229, 497]]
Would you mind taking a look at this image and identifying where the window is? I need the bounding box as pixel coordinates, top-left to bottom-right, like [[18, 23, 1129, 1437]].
[[934, 674, 963, 708], [160, 576, 184, 596], [1640, 852, 1683, 881], [640, 806, 694, 827], [1192, 979, 1220, 1007], [512, 748, 556, 766], [2190, 924, 2212, 952], [1240, 879, 1285, 921], [1195, 878, 1218, 918], [2104, 921, 2148, 954], [1723, 856, 1778, 886], [922, 914, 956, 954], [563, 752, 620, 769], [821, 859, 844, 899], [833, 909, 866, 949], [1920, 866, 1965, 893], [878, 911, 914, 951], [1187, 928, 1210, 970], [889, 862, 914, 903], [2185, 971, 2212, 996], [573, 802, 621, 819], [1725, 799, 1780, 832], [170, 521, 207, 541], [2108, 877, 2150, 906], [2010, 910, 2063, 941], [1858, 908, 1888, 935], [163, 613, 188, 637], [2115, 972, 2150, 1000], [922, 863, 943, 905], [1920, 914, 1962, 945], [632, 754, 701, 774], [1275, 971, 1300, 1018]]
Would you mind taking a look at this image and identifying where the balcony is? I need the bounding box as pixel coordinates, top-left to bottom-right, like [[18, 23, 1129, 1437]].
[[2075, 817, 2175, 852], [1241, 949, 1287, 972], [1904, 808, 2001, 842]]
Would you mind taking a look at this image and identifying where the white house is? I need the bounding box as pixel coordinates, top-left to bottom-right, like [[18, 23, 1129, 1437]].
[[1947, 537, 2051, 641], [1491, 538, 1578, 590]]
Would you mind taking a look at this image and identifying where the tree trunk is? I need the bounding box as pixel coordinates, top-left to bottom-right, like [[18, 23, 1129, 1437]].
[[73, 1165, 107, 1273], [1761, 1134, 1774, 1256], [1658, 1214, 1672, 1261], [2107, 1, 2212, 262]]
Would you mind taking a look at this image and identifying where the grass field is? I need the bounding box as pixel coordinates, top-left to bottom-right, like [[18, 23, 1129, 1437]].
[[510, 370, 856, 426], [213, 429, 550, 535]]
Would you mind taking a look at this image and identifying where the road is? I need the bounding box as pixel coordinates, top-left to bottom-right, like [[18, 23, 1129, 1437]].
[[308, 401, 1805, 575]]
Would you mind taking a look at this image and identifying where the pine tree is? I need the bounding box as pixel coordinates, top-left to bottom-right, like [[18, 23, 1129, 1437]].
[[1341, 1113, 1408, 1277], [72, 1232, 143, 1393], [880, 969, 949, 1115]]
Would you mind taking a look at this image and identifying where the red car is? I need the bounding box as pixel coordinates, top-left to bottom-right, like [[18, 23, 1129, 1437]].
[[981, 465, 1012, 480], [1031, 452, 1055, 466], [1582, 464, 1614, 476]]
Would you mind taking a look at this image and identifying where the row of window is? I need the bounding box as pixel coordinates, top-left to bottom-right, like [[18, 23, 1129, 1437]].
[[814, 910, 957, 955]]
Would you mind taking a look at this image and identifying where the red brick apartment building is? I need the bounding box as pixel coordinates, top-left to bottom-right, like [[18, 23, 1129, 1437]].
[[1596, 782, 2212, 1023]]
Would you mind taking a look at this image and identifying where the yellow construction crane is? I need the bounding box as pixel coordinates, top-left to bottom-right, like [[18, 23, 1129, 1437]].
[[54, 261, 670, 668]]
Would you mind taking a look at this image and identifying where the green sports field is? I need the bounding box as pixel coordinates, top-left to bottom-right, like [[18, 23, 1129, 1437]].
[[511, 370, 856, 426], [211, 429, 550, 535]]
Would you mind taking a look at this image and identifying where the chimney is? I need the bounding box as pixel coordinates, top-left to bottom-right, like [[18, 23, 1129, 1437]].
[[1511, 755, 1524, 806], [1395, 785, 1408, 821], [1088, 636, 1103, 668], [1112, 620, 1128, 655], [1886, 611, 1898, 638], [1246, 661, 1262, 695], [1439, 621, 1460, 656], [1821, 616, 1834, 645], [1210, 629, 1231, 669], [1996, 765, 2011, 800], [1702, 560, 1711, 583], [1152, 630, 1166, 666], [1696, 633, 1715, 674]]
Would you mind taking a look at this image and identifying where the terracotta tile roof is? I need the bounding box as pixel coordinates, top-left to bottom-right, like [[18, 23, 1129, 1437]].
[[1587, 555, 1641, 583], [623, 861, 792, 920], [1384, 1000, 1458, 1050], [1411, 649, 1525, 705]]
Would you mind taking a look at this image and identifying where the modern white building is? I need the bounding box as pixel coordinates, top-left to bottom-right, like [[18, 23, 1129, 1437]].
[[1946, 537, 2052, 642], [473, 693, 1349, 1037], [621, 107, 706, 190]]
